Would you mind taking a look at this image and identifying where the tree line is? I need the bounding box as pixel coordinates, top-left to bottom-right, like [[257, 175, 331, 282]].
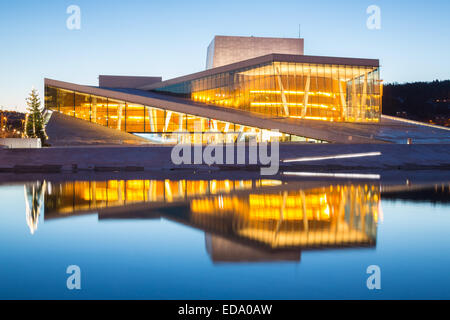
[[382, 80, 450, 126]]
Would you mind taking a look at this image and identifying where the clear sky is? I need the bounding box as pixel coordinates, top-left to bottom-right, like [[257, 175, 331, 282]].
[[0, 0, 449, 112]]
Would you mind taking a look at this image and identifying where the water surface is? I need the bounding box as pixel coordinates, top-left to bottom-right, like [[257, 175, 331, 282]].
[[0, 175, 449, 299]]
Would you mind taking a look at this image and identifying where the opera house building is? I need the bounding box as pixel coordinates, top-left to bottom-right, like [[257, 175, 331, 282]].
[[45, 35, 445, 144]]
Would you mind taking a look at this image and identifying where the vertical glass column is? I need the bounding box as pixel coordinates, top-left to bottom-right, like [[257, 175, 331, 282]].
[[126, 103, 145, 132], [58, 89, 75, 116], [91, 95, 107, 126], [74, 92, 91, 122]]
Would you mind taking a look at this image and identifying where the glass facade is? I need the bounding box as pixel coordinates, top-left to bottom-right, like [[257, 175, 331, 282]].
[[45, 85, 327, 143], [154, 61, 382, 122]]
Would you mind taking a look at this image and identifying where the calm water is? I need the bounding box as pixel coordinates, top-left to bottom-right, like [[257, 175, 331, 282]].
[[0, 175, 449, 299]]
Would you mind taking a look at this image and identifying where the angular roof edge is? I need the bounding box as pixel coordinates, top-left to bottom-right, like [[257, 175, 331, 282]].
[[139, 53, 380, 91]]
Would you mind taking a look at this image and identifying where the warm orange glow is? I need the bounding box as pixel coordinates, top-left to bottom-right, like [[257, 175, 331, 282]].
[[250, 90, 335, 97], [43, 179, 380, 248], [187, 62, 381, 123], [47, 86, 323, 143]]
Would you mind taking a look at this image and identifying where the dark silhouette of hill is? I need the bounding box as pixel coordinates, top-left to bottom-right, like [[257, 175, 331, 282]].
[[383, 80, 450, 127]]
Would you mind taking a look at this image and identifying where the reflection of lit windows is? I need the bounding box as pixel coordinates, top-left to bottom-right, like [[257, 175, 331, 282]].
[[44, 179, 379, 249]]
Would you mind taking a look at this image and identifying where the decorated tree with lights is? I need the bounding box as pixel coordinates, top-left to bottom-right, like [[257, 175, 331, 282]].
[[25, 88, 47, 144]]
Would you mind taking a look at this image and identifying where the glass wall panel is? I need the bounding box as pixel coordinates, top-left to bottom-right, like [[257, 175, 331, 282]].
[[154, 60, 381, 123], [107, 99, 125, 130], [58, 89, 74, 116], [45, 86, 329, 144], [91, 95, 108, 126], [126, 103, 144, 132], [74, 92, 90, 122], [45, 86, 58, 111], [145, 106, 164, 133], [165, 112, 184, 133]]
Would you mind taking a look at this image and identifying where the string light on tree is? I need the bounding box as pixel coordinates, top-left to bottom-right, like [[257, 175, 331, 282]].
[[25, 88, 48, 144]]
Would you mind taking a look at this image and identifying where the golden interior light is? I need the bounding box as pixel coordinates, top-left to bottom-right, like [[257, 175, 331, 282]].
[[250, 90, 335, 97]]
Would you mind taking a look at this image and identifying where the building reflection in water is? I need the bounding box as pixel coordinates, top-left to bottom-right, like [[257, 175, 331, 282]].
[[44, 179, 275, 217], [191, 184, 379, 254], [35, 178, 382, 263]]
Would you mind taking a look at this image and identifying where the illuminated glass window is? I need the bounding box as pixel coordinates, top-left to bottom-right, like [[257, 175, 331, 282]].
[[107, 99, 126, 131], [155, 61, 381, 123], [45, 85, 329, 144], [74, 92, 90, 122], [126, 103, 145, 132], [91, 95, 108, 127]]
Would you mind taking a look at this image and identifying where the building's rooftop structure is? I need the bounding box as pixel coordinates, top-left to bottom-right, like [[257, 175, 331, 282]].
[[206, 35, 304, 69]]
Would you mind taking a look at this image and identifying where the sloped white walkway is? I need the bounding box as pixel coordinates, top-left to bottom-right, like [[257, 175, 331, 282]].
[[45, 112, 151, 146]]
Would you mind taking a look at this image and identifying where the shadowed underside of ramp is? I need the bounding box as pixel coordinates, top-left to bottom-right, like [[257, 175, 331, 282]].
[[45, 112, 151, 146]]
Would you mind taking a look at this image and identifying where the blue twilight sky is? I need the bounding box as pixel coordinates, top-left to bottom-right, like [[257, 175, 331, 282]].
[[0, 0, 449, 112]]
